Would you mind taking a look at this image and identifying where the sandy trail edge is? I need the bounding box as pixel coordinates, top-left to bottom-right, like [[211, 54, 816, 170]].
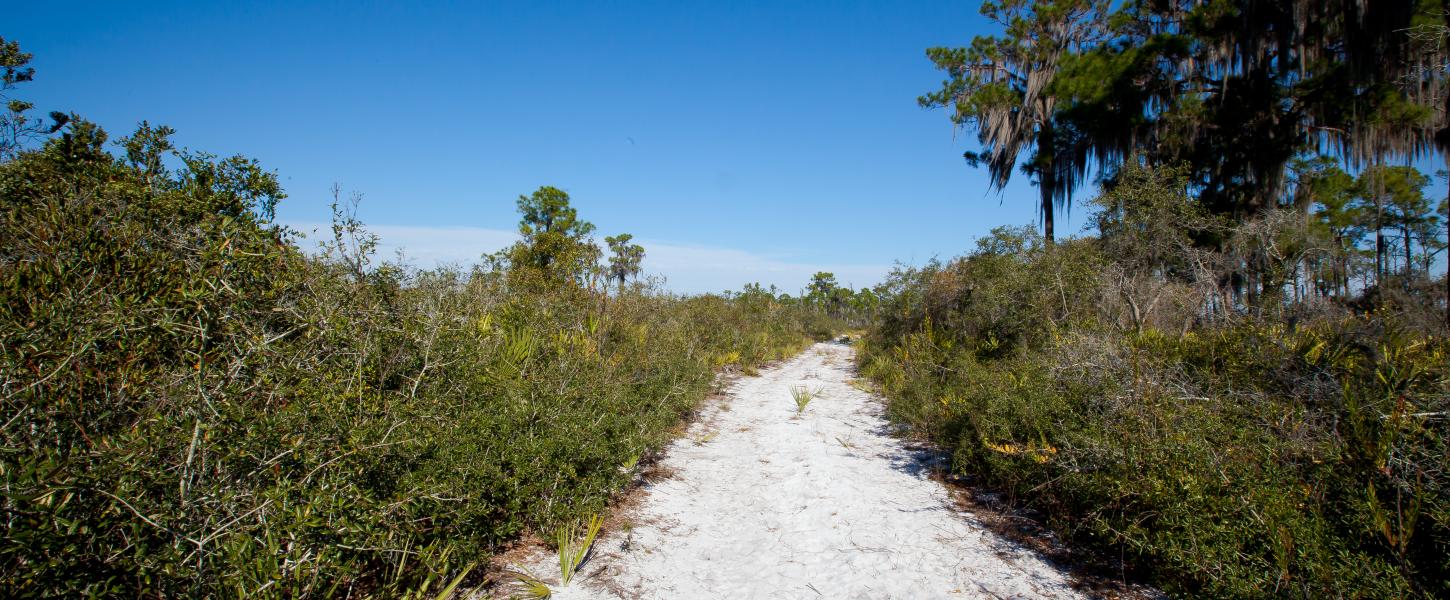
[[499, 342, 1083, 599]]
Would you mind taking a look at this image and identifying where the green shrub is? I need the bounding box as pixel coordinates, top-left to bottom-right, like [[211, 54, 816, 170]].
[[0, 120, 830, 596], [860, 228, 1449, 598]]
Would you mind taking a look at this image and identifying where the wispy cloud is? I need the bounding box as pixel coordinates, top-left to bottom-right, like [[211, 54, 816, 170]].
[[288, 222, 519, 266], [285, 222, 890, 295], [632, 240, 890, 295]]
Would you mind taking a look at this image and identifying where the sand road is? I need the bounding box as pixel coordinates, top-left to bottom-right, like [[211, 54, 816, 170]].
[[510, 342, 1082, 600]]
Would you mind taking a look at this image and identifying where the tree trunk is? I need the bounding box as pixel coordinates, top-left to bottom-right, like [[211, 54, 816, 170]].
[[1039, 121, 1057, 244], [1043, 194, 1055, 244], [1403, 222, 1414, 284], [1375, 199, 1386, 287], [1441, 72, 1449, 329], [1372, 160, 1386, 288], [1335, 231, 1348, 299], [1291, 261, 1301, 304]]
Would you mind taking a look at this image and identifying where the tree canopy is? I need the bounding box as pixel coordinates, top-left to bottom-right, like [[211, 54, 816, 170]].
[[924, 0, 1449, 236], [508, 186, 599, 284], [605, 233, 646, 288]]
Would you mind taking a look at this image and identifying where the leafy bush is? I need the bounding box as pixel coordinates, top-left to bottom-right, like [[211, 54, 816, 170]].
[[861, 225, 1449, 598], [0, 120, 831, 596]]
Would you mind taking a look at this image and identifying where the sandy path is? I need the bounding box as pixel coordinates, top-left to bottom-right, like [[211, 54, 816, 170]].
[[516, 342, 1082, 599]]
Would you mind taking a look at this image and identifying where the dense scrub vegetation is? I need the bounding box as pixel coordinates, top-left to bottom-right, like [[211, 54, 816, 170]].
[[4, 0, 1448, 594], [859, 163, 1449, 597], [0, 43, 836, 596], [896, 3, 1450, 594]]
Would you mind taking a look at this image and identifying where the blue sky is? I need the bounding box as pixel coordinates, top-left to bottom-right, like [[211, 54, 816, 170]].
[[9, 2, 1445, 293]]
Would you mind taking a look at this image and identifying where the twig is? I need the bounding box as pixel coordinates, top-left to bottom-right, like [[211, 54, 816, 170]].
[[302, 438, 412, 484]]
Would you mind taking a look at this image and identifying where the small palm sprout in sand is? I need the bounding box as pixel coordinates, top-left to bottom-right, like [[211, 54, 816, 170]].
[[511, 566, 552, 599], [619, 452, 641, 474], [790, 385, 821, 414], [507, 513, 604, 599], [557, 513, 604, 586]]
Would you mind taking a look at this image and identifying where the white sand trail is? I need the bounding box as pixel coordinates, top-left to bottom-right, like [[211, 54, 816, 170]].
[[519, 342, 1082, 599]]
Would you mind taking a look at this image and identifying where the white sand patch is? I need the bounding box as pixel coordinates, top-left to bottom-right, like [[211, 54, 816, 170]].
[[508, 342, 1082, 599]]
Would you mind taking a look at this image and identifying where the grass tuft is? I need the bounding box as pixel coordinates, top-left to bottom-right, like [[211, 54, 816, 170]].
[[556, 514, 604, 587], [790, 385, 820, 414]]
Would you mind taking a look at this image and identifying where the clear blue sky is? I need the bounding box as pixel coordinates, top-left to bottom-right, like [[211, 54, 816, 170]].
[[9, 2, 1445, 293]]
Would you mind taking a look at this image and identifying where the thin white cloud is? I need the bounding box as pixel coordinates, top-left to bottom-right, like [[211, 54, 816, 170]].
[[635, 240, 889, 295], [285, 221, 516, 266], [285, 222, 889, 295]]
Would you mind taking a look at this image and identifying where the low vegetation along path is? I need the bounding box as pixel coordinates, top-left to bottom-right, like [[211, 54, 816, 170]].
[[519, 342, 1081, 599]]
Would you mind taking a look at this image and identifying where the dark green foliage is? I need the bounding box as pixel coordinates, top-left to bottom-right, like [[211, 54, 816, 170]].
[[507, 185, 600, 286], [919, 0, 1110, 241], [923, 1, 1449, 248], [861, 215, 1449, 597], [804, 272, 846, 318], [0, 120, 826, 596]]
